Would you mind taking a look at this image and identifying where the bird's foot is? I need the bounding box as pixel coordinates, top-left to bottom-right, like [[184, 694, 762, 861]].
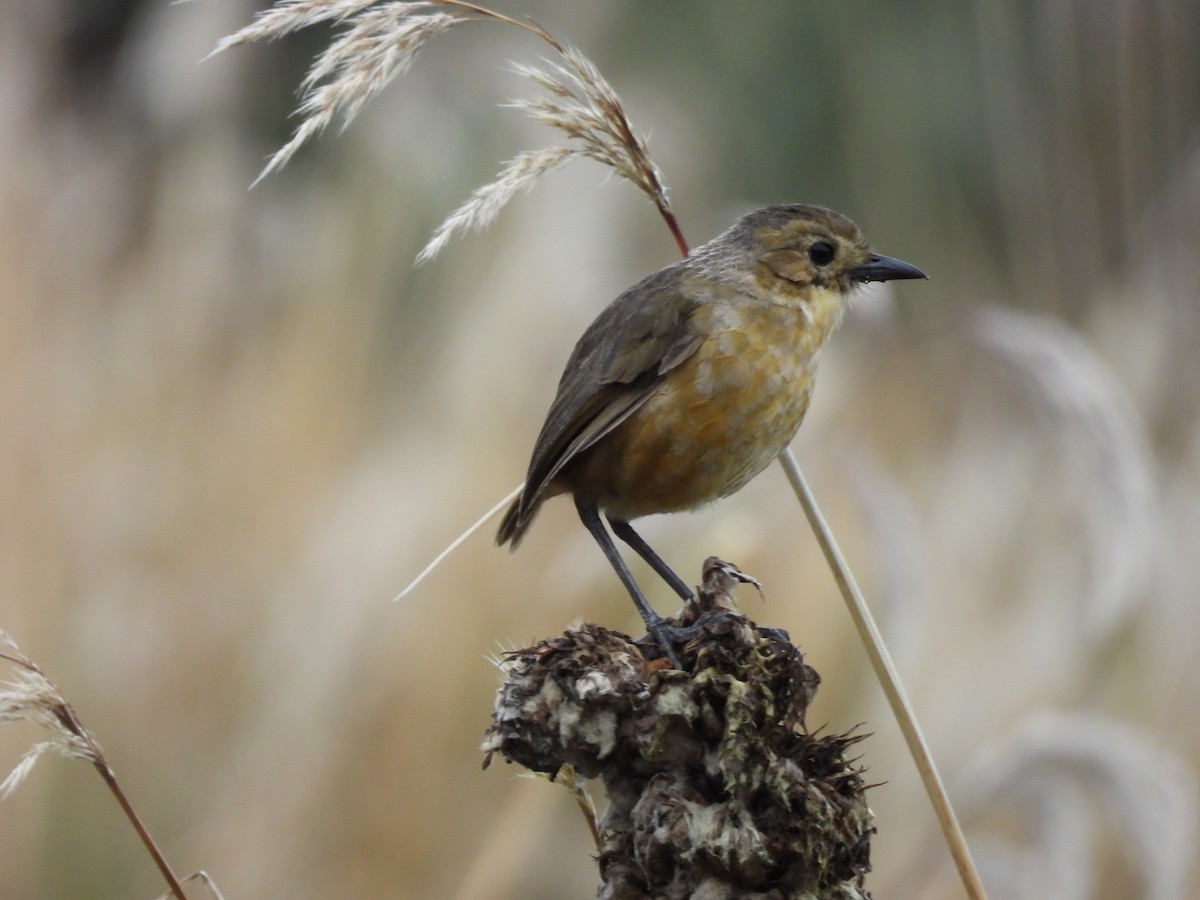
[[641, 617, 706, 669]]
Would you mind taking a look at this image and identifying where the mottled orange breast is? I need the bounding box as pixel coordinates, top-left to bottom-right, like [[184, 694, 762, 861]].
[[567, 288, 842, 521]]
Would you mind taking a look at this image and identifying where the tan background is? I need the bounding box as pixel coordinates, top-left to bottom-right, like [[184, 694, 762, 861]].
[[1, 1, 1198, 897]]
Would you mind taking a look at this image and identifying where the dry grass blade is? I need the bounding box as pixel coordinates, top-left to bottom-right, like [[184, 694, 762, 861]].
[[553, 765, 600, 851], [516, 766, 600, 852], [393, 482, 524, 601]]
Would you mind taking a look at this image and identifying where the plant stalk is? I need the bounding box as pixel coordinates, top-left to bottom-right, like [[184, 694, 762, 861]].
[[91, 757, 190, 900], [777, 447, 988, 900], [49, 696, 189, 899]]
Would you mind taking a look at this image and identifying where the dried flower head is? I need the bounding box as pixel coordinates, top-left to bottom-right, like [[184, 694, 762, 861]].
[[481, 561, 872, 898]]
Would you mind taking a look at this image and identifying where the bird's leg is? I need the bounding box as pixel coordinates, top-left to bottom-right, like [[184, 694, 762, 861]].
[[608, 519, 693, 601], [575, 499, 689, 667]]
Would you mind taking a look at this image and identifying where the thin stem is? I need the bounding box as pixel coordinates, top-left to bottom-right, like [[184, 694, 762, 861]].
[[776, 448, 988, 900], [435, 1, 564, 51], [52, 699, 190, 900], [90, 757, 190, 900], [602, 97, 685, 256], [658, 206, 689, 258]]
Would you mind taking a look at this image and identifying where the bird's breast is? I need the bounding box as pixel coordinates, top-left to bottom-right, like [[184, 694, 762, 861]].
[[571, 292, 841, 520]]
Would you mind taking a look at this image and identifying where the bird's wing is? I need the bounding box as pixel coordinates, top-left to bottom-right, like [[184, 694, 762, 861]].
[[515, 265, 704, 519]]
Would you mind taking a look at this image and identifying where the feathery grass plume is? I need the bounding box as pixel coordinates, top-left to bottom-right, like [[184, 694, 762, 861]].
[[509, 48, 667, 204], [417, 46, 679, 262], [0, 631, 192, 900], [0, 630, 99, 798], [212, 1, 684, 253], [416, 146, 573, 263], [215, 3, 466, 184]]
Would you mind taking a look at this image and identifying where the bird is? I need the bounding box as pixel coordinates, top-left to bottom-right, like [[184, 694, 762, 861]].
[[497, 203, 925, 664]]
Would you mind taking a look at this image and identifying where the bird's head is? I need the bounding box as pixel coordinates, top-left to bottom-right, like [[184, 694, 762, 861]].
[[691, 204, 926, 298], [752, 204, 926, 295]]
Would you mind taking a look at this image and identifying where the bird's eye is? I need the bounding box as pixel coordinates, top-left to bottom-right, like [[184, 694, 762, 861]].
[[808, 241, 836, 266]]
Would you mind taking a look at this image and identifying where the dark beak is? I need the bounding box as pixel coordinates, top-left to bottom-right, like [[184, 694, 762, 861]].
[[851, 253, 927, 283]]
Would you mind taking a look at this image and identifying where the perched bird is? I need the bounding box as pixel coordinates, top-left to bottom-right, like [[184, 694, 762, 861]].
[[498, 204, 925, 663]]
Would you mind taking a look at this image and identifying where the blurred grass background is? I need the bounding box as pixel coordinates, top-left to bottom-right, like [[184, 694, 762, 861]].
[[1, 1, 1198, 897]]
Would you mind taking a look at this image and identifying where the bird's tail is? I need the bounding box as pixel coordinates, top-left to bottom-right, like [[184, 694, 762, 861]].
[[495, 490, 538, 549]]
